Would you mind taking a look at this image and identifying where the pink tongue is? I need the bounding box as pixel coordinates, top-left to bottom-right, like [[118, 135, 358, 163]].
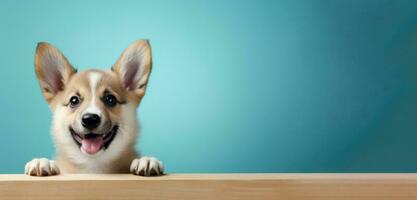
[[81, 137, 104, 154]]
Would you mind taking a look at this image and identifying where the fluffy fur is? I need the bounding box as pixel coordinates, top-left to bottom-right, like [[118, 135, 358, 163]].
[[25, 40, 163, 176]]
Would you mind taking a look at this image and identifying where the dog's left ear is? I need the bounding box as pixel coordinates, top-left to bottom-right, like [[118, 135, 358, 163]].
[[113, 40, 152, 99]]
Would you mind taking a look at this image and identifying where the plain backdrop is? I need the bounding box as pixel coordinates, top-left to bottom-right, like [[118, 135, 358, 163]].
[[1, 0, 417, 173]]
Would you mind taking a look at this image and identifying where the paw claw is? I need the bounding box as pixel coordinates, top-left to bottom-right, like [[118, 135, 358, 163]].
[[130, 157, 164, 176], [24, 158, 60, 176]]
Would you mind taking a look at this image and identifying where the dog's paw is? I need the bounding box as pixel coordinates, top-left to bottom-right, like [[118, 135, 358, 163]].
[[24, 158, 60, 176], [130, 157, 164, 176]]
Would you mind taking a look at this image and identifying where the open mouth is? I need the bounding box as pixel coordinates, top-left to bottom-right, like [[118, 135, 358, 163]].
[[70, 126, 118, 155]]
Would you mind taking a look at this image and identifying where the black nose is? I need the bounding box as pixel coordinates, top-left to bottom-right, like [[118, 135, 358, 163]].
[[81, 113, 101, 130]]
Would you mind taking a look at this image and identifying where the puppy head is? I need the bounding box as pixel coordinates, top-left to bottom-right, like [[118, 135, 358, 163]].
[[34, 40, 152, 160]]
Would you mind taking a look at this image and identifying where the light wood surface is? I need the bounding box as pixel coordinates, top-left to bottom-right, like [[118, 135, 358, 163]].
[[1, 173, 417, 199]]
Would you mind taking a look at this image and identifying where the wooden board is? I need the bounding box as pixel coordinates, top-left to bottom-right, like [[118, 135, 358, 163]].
[[1, 173, 417, 199]]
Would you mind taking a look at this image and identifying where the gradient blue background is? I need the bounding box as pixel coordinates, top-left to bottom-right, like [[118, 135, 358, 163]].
[[1, 0, 417, 173]]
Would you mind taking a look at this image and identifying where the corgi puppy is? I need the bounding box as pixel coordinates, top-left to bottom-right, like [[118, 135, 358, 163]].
[[24, 40, 164, 176]]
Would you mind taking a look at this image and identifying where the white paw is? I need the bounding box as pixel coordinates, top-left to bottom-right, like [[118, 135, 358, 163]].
[[130, 157, 164, 176], [24, 158, 60, 176]]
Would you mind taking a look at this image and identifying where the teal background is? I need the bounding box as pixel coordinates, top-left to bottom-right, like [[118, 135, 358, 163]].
[[1, 0, 417, 173]]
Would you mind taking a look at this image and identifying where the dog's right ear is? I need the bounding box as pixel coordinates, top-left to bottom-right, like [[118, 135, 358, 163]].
[[34, 42, 76, 103]]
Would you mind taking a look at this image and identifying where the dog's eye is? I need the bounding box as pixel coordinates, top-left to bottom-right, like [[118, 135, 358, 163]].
[[103, 94, 117, 107], [69, 96, 80, 107]]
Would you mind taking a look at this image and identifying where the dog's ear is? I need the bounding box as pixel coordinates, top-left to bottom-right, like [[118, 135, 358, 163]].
[[35, 42, 76, 103], [113, 40, 152, 99]]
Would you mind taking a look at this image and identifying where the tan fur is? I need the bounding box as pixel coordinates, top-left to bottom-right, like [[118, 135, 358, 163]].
[[27, 40, 163, 176], [51, 70, 136, 172]]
